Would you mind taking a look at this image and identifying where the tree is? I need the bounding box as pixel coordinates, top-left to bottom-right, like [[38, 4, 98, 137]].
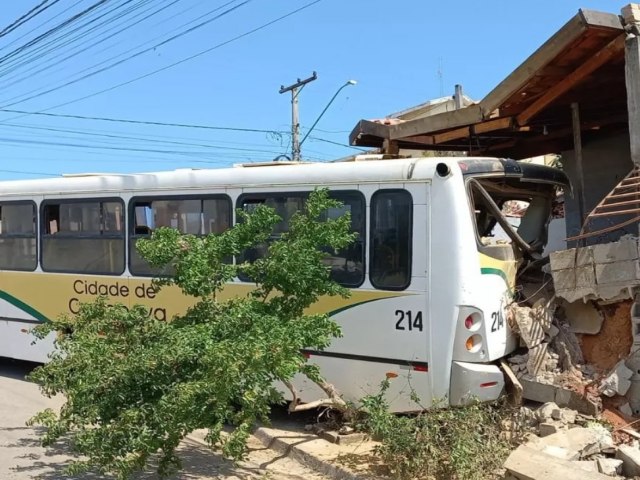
[[28, 189, 355, 479]]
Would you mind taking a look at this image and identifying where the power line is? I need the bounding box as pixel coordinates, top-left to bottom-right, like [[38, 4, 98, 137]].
[[0, 0, 253, 108], [0, 0, 323, 116], [0, 0, 61, 40], [0, 0, 179, 87], [307, 136, 368, 151], [0, 0, 86, 55], [0, 0, 158, 81], [0, 122, 287, 155], [0, 109, 286, 135], [0, 0, 111, 67]]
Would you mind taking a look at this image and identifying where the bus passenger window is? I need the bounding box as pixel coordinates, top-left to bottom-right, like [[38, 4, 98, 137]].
[[129, 195, 232, 276], [41, 199, 125, 275], [236, 194, 306, 281], [236, 191, 365, 288], [370, 190, 412, 290], [0, 202, 37, 271], [321, 192, 365, 287]]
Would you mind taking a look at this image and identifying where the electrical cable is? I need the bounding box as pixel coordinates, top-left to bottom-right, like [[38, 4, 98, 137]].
[[0, 108, 287, 135], [0, 0, 323, 117], [0, 0, 253, 107], [0, 0, 61, 40]]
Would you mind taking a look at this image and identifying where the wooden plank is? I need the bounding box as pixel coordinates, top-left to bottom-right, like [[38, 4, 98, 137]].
[[480, 13, 588, 115], [388, 104, 483, 140], [517, 34, 625, 126], [433, 126, 470, 144], [431, 117, 514, 144], [591, 207, 640, 217], [402, 134, 435, 145], [474, 116, 514, 134], [606, 191, 640, 200], [626, 32, 640, 166], [598, 198, 640, 208]]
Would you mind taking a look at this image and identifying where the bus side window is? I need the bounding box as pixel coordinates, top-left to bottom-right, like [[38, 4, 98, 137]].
[[322, 191, 365, 288], [129, 196, 232, 277], [370, 190, 412, 290], [41, 199, 125, 275], [0, 202, 37, 271]]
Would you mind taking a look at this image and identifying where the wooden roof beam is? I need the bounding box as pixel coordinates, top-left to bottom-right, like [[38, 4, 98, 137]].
[[480, 9, 623, 116], [516, 34, 625, 126], [432, 117, 514, 144]]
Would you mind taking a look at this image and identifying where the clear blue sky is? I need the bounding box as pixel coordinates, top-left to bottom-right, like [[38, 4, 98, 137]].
[[0, 0, 621, 179]]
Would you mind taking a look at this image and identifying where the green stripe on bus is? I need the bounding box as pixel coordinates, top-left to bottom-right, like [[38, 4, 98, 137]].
[[480, 267, 515, 298], [0, 291, 48, 323]]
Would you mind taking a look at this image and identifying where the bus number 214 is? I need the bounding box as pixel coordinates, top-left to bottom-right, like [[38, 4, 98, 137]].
[[395, 310, 424, 332]]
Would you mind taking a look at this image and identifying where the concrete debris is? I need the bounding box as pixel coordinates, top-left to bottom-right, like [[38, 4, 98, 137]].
[[562, 299, 604, 334], [520, 377, 601, 416], [538, 421, 564, 437], [596, 457, 623, 476], [512, 305, 546, 349], [573, 460, 600, 472], [536, 402, 559, 422], [600, 360, 633, 397], [527, 426, 613, 461], [552, 407, 577, 424], [527, 343, 551, 376], [504, 445, 611, 480], [551, 322, 585, 371], [620, 402, 634, 417], [616, 444, 640, 477]]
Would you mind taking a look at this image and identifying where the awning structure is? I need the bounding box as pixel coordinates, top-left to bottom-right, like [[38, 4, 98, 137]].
[[349, 9, 626, 160]]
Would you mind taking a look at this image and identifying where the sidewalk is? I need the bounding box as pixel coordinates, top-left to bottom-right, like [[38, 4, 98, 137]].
[[187, 423, 384, 480]]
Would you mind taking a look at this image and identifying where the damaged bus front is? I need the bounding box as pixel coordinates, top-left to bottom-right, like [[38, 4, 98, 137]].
[[446, 158, 570, 405]]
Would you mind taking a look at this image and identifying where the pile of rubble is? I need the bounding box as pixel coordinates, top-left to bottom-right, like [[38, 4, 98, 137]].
[[501, 235, 640, 478], [504, 401, 640, 479], [503, 236, 640, 417]]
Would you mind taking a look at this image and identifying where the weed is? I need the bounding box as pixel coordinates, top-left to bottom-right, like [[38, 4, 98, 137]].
[[356, 380, 517, 480]]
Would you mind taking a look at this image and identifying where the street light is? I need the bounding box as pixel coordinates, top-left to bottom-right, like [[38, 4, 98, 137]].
[[299, 79, 357, 151]]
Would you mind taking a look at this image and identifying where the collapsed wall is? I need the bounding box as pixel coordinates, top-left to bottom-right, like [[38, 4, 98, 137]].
[[503, 236, 640, 417]]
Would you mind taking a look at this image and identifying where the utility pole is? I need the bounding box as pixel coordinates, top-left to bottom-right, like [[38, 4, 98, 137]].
[[279, 72, 317, 161]]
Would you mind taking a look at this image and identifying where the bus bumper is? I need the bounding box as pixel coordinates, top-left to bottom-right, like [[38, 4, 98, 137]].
[[449, 361, 504, 406]]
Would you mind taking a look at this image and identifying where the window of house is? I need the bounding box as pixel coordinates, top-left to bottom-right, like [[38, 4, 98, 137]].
[[0, 202, 37, 271], [370, 190, 412, 290], [129, 196, 231, 276], [41, 199, 125, 274]]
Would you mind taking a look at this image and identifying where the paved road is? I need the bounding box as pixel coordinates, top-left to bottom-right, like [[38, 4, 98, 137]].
[[0, 358, 328, 480]]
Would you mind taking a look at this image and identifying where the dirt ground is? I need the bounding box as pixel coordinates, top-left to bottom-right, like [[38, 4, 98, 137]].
[[580, 300, 633, 372]]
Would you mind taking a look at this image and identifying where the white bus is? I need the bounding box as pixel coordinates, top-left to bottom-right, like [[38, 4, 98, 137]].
[[0, 156, 568, 411]]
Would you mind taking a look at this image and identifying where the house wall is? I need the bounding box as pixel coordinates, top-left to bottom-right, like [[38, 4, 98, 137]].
[[562, 132, 635, 246]]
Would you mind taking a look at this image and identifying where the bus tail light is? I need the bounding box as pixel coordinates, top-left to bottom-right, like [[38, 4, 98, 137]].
[[463, 312, 481, 330], [465, 334, 482, 352]]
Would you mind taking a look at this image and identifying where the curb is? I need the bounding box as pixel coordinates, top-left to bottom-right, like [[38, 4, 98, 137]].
[[252, 427, 368, 480]]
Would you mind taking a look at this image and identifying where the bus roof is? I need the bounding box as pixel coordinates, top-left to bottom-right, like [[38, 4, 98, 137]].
[[0, 157, 569, 197]]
